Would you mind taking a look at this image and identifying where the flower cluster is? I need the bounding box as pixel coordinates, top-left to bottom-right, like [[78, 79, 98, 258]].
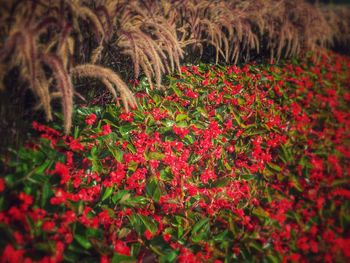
[[0, 51, 349, 262]]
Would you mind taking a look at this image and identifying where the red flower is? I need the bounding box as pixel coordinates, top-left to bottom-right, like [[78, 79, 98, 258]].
[[180, 66, 189, 73], [1, 244, 24, 263], [100, 255, 110, 263], [53, 162, 70, 184], [144, 229, 153, 240], [108, 168, 126, 186], [8, 207, 23, 221], [227, 145, 235, 153], [289, 253, 301, 262], [119, 112, 134, 122], [85, 113, 97, 126], [0, 178, 5, 192], [200, 169, 216, 184], [151, 108, 168, 120], [202, 78, 209, 86], [42, 221, 55, 231], [18, 192, 33, 209], [50, 188, 67, 205], [163, 233, 171, 242], [13, 231, 24, 245], [334, 238, 350, 258], [68, 138, 84, 151], [101, 124, 112, 135], [178, 247, 198, 263], [297, 236, 309, 252], [173, 125, 190, 139], [114, 240, 131, 256], [332, 188, 350, 199], [309, 240, 318, 253]]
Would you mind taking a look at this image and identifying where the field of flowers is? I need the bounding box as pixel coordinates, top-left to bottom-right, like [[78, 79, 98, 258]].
[[0, 51, 350, 262]]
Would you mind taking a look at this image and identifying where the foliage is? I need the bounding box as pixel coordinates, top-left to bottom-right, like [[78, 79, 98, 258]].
[[1, 0, 350, 133], [1, 51, 350, 262]]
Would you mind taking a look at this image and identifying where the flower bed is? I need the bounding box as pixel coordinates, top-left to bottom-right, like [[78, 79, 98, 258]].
[[1, 51, 350, 262]]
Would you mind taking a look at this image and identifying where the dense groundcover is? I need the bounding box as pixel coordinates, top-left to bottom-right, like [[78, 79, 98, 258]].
[[1, 51, 350, 262]]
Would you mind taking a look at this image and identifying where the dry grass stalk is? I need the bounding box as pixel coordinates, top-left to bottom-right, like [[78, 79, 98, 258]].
[[71, 64, 137, 112]]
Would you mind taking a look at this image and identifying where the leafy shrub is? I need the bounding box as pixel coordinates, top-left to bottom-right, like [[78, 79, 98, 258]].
[[1, 51, 350, 262]]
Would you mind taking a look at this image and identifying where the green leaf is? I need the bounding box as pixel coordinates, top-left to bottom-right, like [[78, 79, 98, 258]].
[[74, 234, 92, 250], [253, 207, 269, 219], [128, 161, 138, 172], [101, 187, 114, 202], [63, 251, 80, 262], [224, 162, 232, 171], [250, 241, 263, 252], [128, 214, 145, 235], [176, 114, 188, 122], [267, 162, 282, 172], [331, 179, 350, 187], [146, 179, 161, 202], [41, 181, 51, 207], [267, 254, 280, 263], [67, 242, 91, 255], [184, 134, 194, 144], [280, 144, 292, 163], [119, 124, 135, 137], [176, 121, 188, 128], [36, 160, 53, 175], [196, 107, 208, 118], [148, 152, 165, 160], [163, 119, 176, 127], [171, 85, 182, 97], [160, 249, 178, 263], [106, 144, 124, 162], [89, 147, 102, 173], [112, 253, 135, 263], [86, 228, 103, 239], [152, 94, 162, 105], [232, 108, 246, 128], [112, 190, 130, 204], [29, 173, 47, 184], [34, 242, 55, 253], [211, 177, 230, 188], [76, 106, 102, 117], [241, 174, 255, 180], [127, 144, 136, 154], [213, 230, 229, 241], [215, 114, 223, 122], [192, 218, 209, 234], [139, 215, 158, 234], [118, 228, 131, 239], [4, 174, 19, 188]]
